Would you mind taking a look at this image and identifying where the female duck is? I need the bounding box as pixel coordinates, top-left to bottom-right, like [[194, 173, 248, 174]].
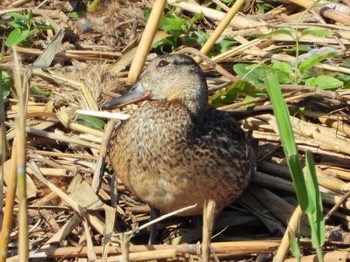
[[103, 54, 254, 216]]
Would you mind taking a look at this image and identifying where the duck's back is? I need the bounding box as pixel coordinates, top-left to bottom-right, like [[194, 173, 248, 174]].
[[110, 101, 253, 215]]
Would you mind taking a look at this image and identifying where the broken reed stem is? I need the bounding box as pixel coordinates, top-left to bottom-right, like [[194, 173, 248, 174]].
[[202, 200, 216, 262], [18, 241, 280, 259], [0, 146, 17, 262], [324, 190, 350, 221], [91, 120, 116, 192], [83, 220, 97, 261], [12, 47, 29, 262], [197, 0, 246, 62], [128, 0, 166, 83], [289, 0, 350, 25], [273, 206, 303, 262], [120, 233, 130, 262], [103, 249, 177, 262], [0, 42, 5, 262]]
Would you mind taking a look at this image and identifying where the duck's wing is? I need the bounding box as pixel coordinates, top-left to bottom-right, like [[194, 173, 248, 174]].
[[190, 107, 255, 186]]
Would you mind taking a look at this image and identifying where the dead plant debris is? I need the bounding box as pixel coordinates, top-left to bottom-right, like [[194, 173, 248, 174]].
[[1, 0, 350, 261]]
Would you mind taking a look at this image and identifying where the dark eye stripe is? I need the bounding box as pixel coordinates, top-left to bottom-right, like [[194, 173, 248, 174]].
[[158, 60, 169, 67]]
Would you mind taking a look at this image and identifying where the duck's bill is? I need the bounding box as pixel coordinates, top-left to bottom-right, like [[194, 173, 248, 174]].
[[101, 82, 151, 109]]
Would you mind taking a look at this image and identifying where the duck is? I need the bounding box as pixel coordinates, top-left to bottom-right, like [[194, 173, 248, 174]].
[[102, 54, 254, 216]]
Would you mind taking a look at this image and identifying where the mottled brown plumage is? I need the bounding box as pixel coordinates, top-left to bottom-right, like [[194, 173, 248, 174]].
[[106, 54, 254, 216]]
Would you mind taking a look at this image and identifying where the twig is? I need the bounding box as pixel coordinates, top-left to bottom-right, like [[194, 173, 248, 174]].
[[198, 0, 246, 61], [20, 240, 280, 259], [91, 120, 116, 192], [325, 190, 350, 221], [177, 47, 239, 82], [0, 146, 17, 262], [129, 204, 197, 236]]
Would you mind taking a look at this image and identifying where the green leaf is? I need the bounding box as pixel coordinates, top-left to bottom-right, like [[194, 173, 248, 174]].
[[266, 28, 294, 37], [215, 37, 238, 53], [77, 115, 105, 130], [255, 2, 274, 13], [31, 85, 51, 97], [340, 57, 350, 69], [233, 64, 266, 88], [209, 80, 256, 106], [186, 12, 204, 27], [190, 29, 209, 47], [7, 12, 31, 21], [344, 81, 350, 89], [305, 75, 343, 89], [270, 61, 292, 74], [66, 12, 80, 18], [10, 20, 28, 30], [298, 52, 338, 74], [272, 69, 293, 84], [333, 72, 350, 83], [6, 28, 31, 46], [234, 63, 293, 88], [1, 71, 13, 99], [33, 22, 54, 30], [87, 0, 101, 12], [305, 151, 325, 248], [301, 28, 332, 37], [144, 8, 151, 20], [287, 46, 310, 56], [149, 9, 204, 52], [152, 36, 177, 52], [160, 15, 188, 37]]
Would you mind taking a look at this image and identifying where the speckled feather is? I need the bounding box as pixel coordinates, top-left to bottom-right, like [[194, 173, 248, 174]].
[[109, 54, 254, 216]]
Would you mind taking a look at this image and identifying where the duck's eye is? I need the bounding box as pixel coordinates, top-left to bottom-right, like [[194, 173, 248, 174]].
[[157, 60, 169, 68]]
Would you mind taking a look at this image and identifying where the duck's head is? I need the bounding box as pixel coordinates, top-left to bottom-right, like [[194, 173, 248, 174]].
[[102, 54, 208, 116]]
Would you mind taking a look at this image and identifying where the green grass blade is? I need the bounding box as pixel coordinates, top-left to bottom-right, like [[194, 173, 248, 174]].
[[264, 69, 314, 213], [288, 231, 301, 261], [305, 151, 325, 249]]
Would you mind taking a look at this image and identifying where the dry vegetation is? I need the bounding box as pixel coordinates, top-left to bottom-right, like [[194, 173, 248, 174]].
[[1, 0, 350, 261]]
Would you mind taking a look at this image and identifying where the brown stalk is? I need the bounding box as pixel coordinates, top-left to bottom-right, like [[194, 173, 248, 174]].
[[12, 47, 29, 262], [83, 220, 97, 261], [30, 150, 96, 160], [120, 233, 130, 262], [325, 190, 350, 221], [273, 206, 303, 262], [91, 120, 116, 192], [104, 249, 177, 261], [0, 146, 17, 262], [128, 0, 166, 83], [202, 200, 216, 262], [197, 0, 246, 62], [0, 37, 6, 262], [16, 241, 280, 259]]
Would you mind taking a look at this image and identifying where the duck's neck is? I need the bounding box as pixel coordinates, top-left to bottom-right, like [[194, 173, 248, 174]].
[[171, 97, 207, 123], [187, 99, 207, 119]]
